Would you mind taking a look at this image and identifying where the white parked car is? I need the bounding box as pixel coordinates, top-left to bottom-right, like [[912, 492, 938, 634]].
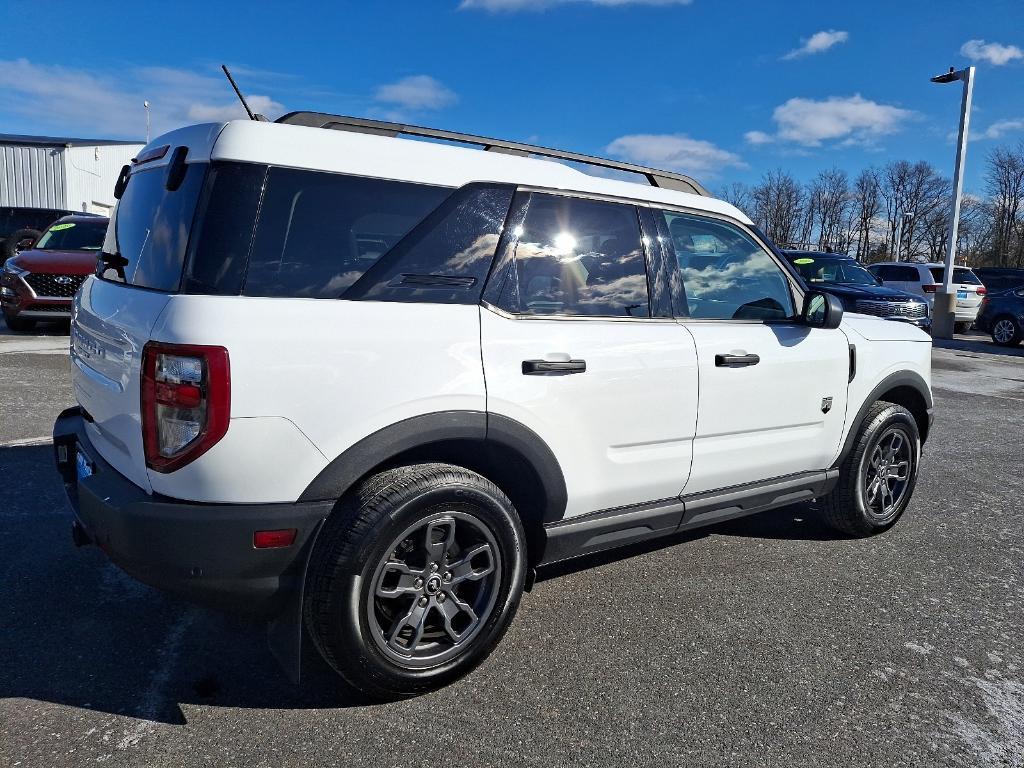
[[868, 261, 986, 333], [54, 113, 934, 698]]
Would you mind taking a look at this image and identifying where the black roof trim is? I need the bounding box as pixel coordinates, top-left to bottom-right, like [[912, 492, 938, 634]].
[[275, 111, 708, 197]]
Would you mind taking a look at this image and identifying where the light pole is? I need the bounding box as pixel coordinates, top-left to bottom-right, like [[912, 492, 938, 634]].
[[930, 65, 974, 339], [144, 100, 151, 143]]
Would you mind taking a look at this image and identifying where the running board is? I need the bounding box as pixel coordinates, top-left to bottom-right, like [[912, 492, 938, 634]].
[[540, 470, 838, 565]]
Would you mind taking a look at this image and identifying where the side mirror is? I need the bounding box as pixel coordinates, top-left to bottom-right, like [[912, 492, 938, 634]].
[[802, 290, 843, 329], [15, 236, 36, 251]]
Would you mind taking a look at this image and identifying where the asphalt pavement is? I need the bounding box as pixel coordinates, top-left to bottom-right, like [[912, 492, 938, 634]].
[[1, 317, 1022, 768]]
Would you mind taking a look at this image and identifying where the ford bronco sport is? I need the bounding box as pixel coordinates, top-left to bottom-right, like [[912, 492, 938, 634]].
[[54, 114, 933, 698]]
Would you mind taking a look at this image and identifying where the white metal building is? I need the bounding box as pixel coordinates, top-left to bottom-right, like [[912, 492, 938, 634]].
[[0, 134, 144, 215]]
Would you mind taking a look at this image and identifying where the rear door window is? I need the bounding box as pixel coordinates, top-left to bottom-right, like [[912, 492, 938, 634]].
[[242, 169, 450, 298], [494, 193, 650, 317], [101, 163, 206, 291]]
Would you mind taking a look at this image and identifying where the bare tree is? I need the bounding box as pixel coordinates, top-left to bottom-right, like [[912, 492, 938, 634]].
[[879, 160, 949, 261], [751, 170, 805, 246], [985, 143, 1024, 267], [806, 168, 850, 253], [850, 168, 882, 260], [718, 182, 754, 217]]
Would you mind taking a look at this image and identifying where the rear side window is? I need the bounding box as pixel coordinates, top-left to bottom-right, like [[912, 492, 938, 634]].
[[102, 163, 206, 291], [929, 266, 981, 285], [344, 183, 514, 304], [242, 169, 450, 299], [496, 193, 650, 317]]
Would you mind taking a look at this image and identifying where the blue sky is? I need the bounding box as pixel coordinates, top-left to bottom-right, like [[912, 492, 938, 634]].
[[1, 0, 1021, 195]]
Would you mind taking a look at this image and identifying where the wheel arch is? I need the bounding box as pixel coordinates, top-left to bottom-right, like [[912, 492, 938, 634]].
[[835, 370, 933, 469], [298, 411, 567, 566]]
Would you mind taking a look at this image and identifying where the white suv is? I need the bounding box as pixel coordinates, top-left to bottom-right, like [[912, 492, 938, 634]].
[[54, 114, 934, 698], [868, 261, 986, 332]]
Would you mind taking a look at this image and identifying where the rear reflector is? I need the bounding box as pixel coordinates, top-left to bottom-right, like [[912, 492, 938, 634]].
[[253, 529, 297, 549]]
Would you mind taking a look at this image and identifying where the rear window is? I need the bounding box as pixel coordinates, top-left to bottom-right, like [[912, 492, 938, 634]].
[[35, 219, 108, 251], [928, 266, 981, 285], [242, 168, 450, 299], [101, 163, 206, 291]]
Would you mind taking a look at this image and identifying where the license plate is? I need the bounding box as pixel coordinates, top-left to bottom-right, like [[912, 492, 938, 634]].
[[957, 289, 968, 299], [76, 450, 93, 481]]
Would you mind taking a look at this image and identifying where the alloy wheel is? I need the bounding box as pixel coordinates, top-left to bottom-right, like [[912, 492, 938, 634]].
[[863, 427, 913, 523], [367, 510, 501, 668], [993, 319, 1017, 344]]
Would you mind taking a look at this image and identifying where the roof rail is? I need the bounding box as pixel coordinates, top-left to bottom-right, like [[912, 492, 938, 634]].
[[275, 111, 708, 197]]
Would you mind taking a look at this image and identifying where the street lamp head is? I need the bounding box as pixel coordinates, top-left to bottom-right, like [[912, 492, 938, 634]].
[[931, 67, 961, 84]]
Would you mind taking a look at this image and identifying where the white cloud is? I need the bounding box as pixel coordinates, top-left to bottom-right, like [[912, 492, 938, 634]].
[[974, 118, 1024, 141], [374, 75, 457, 111], [960, 39, 1023, 66], [782, 29, 848, 60], [746, 95, 916, 147], [605, 133, 745, 178], [461, 0, 691, 10], [0, 58, 285, 140]]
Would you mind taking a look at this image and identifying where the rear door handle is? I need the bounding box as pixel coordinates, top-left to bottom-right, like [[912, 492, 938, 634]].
[[522, 359, 587, 375], [715, 353, 760, 368]]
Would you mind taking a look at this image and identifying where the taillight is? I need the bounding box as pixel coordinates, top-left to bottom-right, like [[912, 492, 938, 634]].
[[977, 286, 987, 295], [922, 284, 937, 293], [141, 342, 230, 473]]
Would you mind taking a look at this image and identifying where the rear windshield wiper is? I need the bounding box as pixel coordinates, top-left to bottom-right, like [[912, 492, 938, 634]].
[[98, 250, 129, 281]]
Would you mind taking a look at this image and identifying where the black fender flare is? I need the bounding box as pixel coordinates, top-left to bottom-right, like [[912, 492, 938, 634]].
[[834, 370, 933, 469], [297, 410, 567, 522], [271, 411, 567, 682]]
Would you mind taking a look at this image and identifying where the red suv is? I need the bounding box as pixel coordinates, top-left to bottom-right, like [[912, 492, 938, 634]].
[[1, 214, 108, 332]]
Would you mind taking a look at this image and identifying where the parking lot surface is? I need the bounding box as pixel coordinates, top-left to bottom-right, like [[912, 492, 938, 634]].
[[1, 318, 1022, 768]]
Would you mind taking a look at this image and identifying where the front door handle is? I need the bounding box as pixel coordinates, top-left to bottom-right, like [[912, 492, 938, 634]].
[[522, 359, 587, 376], [715, 353, 760, 368]]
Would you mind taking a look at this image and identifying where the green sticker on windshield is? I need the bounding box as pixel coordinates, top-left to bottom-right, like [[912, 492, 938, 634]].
[[48, 222, 76, 231], [793, 257, 815, 265]]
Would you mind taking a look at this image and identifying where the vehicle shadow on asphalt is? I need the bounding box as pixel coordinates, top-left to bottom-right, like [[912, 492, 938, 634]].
[[0, 444, 382, 725], [1, 442, 842, 724], [931, 334, 1024, 359]]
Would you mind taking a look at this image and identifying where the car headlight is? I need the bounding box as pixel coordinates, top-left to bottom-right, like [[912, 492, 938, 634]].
[[3, 257, 28, 277]]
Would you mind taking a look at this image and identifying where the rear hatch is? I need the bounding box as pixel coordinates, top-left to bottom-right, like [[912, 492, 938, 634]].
[[929, 266, 985, 311], [71, 126, 216, 492]]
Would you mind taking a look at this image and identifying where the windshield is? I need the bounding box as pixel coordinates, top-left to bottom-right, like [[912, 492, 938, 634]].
[[100, 163, 206, 291], [34, 219, 108, 251], [790, 256, 878, 286]]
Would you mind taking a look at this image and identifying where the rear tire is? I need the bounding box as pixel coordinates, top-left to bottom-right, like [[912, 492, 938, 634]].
[[2, 311, 35, 333], [304, 463, 526, 699], [819, 401, 920, 537], [991, 315, 1023, 347], [954, 321, 971, 334]]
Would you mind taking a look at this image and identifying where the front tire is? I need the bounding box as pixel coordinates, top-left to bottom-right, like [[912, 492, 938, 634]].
[[991, 316, 1023, 347], [820, 401, 920, 537], [304, 463, 526, 699], [954, 321, 971, 334]]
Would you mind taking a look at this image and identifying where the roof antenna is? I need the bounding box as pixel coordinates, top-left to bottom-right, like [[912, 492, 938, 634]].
[[221, 64, 259, 120]]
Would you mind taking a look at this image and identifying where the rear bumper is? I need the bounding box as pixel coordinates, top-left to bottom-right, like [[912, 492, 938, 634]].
[[53, 406, 332, 617]]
